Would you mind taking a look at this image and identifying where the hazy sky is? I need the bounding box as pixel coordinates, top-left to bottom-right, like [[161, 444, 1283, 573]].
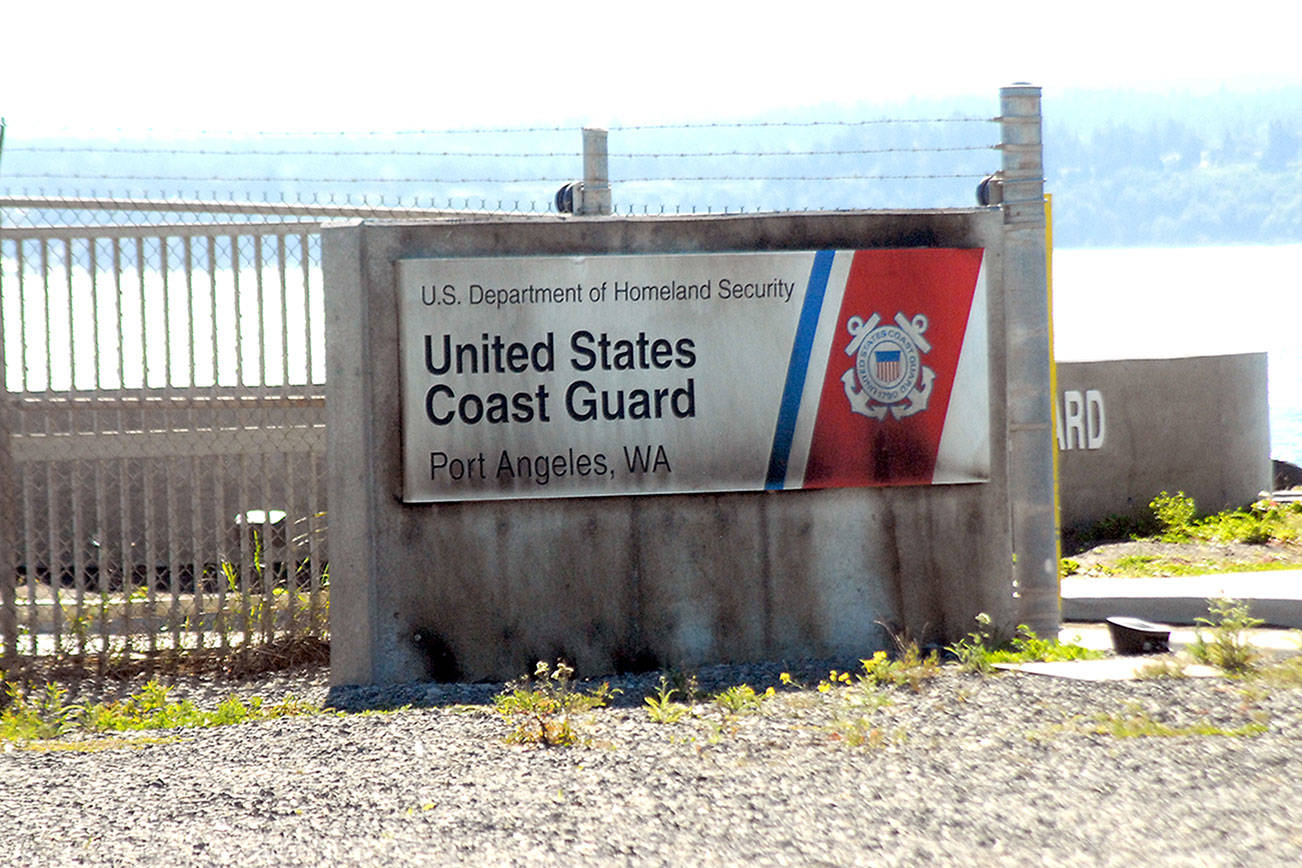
[[5, 1, 1301, 135]]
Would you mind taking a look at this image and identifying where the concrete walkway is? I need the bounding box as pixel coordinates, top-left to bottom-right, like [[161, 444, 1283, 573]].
[[1049, 568, 1301, 676], [1062, 569, 1302, 628], [1058, 621, 1299, 654], [1044, 618, 1299, 680]]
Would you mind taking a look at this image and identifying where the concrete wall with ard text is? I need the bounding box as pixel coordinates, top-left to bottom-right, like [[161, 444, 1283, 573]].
[[324, 211, 1018, 686], [1056, 353, 1271, 534]]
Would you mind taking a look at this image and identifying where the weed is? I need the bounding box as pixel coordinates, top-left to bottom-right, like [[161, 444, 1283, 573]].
[[493, 660, 615, 747], [1200, 510, 1271, 544], [1085, 702, 1266, 738], [812, 650, 933, 750], [814, 653, 927, 746], [1236, 683, 1269, 709], [663, 668, 702, 703], [830, 714, 907, 748], [66, 611, 95, 653], [220, 633, 331, 679], [947, 614, 1105, 674], [1, 679, 319, 746], [710, 683, 773, 715], [1, 683, 83, 740], [1136, 657, 1190, 679], [1098, 556, 1301, 578], [1258, 654, 1302, 688], [1004, 627, 1104, 664], [858, 647, 940, 692], [220, 559, 242, 596], [1113, 554, 1160, 571], [1059, 557, 1081, 578], [817, 671, 845, 693], [1190, 598, 1263, 674], [644, 676, 691, 724], [18, 735, 183, 753], [947, 612, 1002, 673], [702, 718, 737, 744]]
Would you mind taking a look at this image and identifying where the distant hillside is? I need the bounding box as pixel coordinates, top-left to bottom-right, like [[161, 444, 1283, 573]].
[[1044, 88, 1302, 246]]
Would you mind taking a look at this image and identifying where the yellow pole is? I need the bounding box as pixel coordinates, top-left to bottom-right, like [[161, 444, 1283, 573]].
[[1045, 193, 1062, 594]]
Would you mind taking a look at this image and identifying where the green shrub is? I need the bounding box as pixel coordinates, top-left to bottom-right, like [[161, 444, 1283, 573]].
[[1150, 490, 1197, 541], [1077, 511, 1155, 544], [1132, 492, 1301, 547]]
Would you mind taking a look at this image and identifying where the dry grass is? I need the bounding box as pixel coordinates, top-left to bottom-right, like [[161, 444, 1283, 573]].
[[2, 635, 329, 692]]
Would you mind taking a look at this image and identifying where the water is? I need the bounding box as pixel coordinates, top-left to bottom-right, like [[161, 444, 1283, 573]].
[[1052, 244, 1302, 468], [3, 239, 1299, 466], [0, 243, 326, 392]]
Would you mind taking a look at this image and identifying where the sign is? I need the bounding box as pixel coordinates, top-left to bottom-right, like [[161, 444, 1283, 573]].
[[397, 249, 989, 502], [1056, 389, 1106, 450]]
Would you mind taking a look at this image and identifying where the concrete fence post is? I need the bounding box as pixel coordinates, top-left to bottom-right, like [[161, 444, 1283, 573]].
[[999, 83, 1060, 635], [579, 127, 612, 216], [0, 388, 12, 665], [0, 117, 16, 663], [0, 388, 16, 664]]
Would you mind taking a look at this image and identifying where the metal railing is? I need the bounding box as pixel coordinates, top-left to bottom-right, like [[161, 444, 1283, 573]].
[[0, 221, 331, 671], [0, 191, 558, 673]]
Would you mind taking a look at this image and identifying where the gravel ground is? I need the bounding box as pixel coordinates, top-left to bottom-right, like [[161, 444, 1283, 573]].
[[3, 659, 1302, 866]]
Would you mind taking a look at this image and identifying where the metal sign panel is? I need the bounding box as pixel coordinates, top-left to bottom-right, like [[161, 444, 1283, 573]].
[[397, 249, 988, 502]]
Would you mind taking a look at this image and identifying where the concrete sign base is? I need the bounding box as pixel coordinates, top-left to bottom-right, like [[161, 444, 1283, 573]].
[[324, 211, 1025, 685]]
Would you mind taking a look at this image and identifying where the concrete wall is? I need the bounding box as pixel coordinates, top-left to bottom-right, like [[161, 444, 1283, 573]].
[[1056, 353, 1271, 533], [324, 211, 1020, 686]]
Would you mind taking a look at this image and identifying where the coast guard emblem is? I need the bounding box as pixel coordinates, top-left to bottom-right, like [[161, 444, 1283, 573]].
[[841, 312, 935, 420]]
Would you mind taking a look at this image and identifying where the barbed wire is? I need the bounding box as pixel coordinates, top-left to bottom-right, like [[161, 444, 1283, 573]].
[[1, 113, 1000, 225], [25, 125, 579, 138], [616, 146, 993, 158], [8, 145, 583, 158], [1, 189, 529, 203], [616, 173, 988, 182], [8, 144, 993, 158], [0, 189, 560, 208], [0, 190, 565, 223], [3, 172, 573, 185], [609, 118, 993, 130], [5, 171, 990, 188], [19, 116, 994, 139]]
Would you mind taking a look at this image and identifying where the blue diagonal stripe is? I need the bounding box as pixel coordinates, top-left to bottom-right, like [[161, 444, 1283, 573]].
[[765, 250, 835, 490]]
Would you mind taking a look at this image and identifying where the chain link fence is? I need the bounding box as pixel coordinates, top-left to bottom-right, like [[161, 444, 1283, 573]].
[[1, 110, 1010, 676]]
